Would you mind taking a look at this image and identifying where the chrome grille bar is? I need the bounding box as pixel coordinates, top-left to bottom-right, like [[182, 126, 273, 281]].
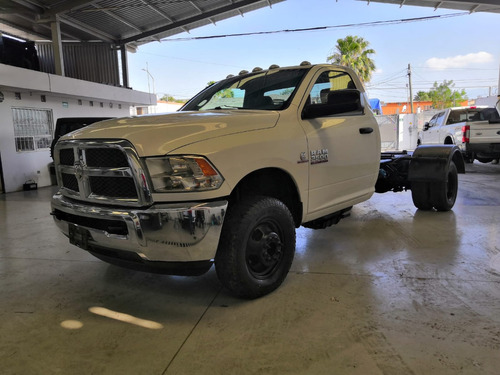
[[54, 139, 153, 207]]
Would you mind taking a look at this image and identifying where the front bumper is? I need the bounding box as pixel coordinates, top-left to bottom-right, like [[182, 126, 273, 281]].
[[51, 192, 228, 264]]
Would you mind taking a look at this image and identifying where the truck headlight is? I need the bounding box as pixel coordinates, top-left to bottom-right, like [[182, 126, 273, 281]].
[[145, 156, 224, 192]]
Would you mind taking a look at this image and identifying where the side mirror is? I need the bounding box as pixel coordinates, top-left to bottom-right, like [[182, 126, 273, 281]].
[[423, 122, 430, 131], [302, 89, 363, 119]]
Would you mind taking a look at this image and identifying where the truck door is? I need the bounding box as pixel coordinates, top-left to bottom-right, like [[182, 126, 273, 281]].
[[299, 68, 380, 218], [422, 111, 445, 144]]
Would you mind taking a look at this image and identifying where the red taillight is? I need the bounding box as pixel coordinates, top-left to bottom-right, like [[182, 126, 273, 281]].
[[462, 125, 470, 143]]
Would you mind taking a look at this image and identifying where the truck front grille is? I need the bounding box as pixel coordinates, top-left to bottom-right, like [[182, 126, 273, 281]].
[[62, 173, 79, 192], [86, 148, 129, 168], [59, 148, 75, 165], [54, 140, 152, 206], [89, 176, 138, 198]]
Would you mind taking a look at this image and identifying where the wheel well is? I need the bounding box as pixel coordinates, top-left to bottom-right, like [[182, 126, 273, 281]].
[[444, 137, 454, 145], [230, 168, 302, 227]]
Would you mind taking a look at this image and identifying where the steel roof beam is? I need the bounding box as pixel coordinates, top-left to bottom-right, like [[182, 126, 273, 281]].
[[58, 15, 117, 43], [40, 0, 96, 18], [137, 0, 189, 35], [119, 0, 265, 44]]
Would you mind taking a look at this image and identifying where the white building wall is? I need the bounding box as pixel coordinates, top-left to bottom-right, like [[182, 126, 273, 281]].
[[475, 95, 498, 107], [130, 101, 183, 116], [156, 101, 183, 113], [0, 63, 155, 193]]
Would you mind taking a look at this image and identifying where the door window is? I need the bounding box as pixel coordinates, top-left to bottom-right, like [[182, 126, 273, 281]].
[[435, 111, 446, 127], [308, 70, 356, 106], [428, 114, 438, 128]]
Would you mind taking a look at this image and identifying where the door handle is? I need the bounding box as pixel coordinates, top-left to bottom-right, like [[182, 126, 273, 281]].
[[359, 127, 373, 134]]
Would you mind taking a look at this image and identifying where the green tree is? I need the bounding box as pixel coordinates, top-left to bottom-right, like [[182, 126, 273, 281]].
[[159, 94, 187, 104], [327, 35, 376, 83], [207, 81, 234, 98], [418, 80, 467, 109], [414, 91, 431, 102], [160, 94, 176, 102]]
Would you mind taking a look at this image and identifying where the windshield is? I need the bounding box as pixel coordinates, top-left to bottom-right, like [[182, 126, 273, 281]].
[[181, 68, 309, 112]]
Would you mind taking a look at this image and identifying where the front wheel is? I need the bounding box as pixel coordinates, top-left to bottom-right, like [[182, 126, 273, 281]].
[[215, 196, 296, 299]]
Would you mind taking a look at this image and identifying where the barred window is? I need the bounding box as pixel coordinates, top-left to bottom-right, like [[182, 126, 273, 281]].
[[12, 108, 54, 152]]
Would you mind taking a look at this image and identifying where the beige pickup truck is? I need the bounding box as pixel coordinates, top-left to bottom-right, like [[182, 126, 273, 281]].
[[51, 62, 464, 298]]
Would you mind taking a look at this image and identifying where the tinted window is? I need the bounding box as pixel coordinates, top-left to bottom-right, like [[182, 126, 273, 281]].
[[182, 68, 309, 111]]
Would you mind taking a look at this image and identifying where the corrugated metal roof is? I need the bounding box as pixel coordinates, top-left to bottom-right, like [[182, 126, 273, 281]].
[[0, 0, 285, 49], [1, 0, 498, 50], [358, 0, 500, 14]]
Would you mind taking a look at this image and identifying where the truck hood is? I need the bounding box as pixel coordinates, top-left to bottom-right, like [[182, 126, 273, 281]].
[[63, 110, 280, 156]]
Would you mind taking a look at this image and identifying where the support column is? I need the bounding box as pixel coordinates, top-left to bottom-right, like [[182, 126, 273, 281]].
[[120, 45, 129, 88], [50, 16, 65, 76]]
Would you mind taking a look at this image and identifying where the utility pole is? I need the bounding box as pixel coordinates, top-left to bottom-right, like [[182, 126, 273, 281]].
[[407, 63, 414, 114]]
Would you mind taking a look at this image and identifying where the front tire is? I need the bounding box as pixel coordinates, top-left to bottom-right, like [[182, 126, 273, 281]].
[[215, 196, 296, 299]]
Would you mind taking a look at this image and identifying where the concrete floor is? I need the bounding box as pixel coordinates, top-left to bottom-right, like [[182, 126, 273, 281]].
[[1, 161, 499, 375]]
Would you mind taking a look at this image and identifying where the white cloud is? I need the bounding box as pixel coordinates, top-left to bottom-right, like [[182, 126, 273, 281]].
[[424, 52, 494, 70]]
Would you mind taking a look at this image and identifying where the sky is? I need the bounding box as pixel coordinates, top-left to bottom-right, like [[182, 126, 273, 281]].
[[126, 0, 499, 104]]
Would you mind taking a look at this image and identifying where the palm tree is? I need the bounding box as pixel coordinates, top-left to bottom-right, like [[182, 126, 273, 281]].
[[327, 35, 376, 83]]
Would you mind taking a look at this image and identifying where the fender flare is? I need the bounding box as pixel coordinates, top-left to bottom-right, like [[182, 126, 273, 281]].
[[408, 145, 465, 182]]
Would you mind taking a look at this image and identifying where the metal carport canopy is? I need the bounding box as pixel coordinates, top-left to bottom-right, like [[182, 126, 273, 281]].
[[0, 0, 285, 50], [1, 0, 497, 85], [1, 0, 498, 50], [0, 0, 286, 81]]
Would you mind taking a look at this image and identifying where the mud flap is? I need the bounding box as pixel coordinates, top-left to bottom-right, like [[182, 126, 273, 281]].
[[408, 145, 465, 183]]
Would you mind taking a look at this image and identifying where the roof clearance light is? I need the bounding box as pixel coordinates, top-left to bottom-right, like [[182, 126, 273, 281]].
[[269, 64, 280, 69], [239, 70, 249, 75], [252, 67, 263, 72], [300, 61, 311, 66], [226, 74, 234, 79]]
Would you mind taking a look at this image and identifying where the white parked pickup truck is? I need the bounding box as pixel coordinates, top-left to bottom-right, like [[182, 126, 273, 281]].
[[417, 105, 500, 163], [51, 62, 465, 298]]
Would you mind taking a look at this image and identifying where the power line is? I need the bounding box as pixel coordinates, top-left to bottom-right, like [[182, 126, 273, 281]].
[[135, 51, 245, 69], [415, 67, 498, 71], [160, 11, 472, 42]]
